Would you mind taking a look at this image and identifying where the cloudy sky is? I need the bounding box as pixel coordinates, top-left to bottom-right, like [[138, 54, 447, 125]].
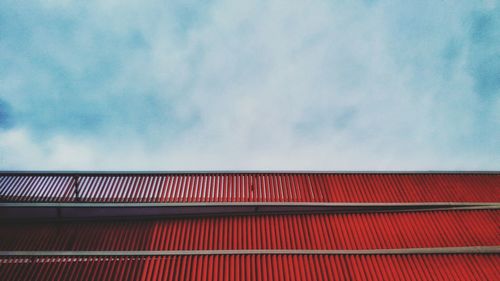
[[0, 0, 499, 170]]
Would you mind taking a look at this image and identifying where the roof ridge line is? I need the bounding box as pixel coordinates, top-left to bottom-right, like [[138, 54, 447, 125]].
[[1, 170, 499, 175]]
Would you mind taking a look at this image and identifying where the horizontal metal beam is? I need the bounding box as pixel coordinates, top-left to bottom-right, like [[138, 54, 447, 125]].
[[1, 170, 499, 176], [1, 247, 499, 257], [2, 202, 499, 207], [1, 202, 497, 221]]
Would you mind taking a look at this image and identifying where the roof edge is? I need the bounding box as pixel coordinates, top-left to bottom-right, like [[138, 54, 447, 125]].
[[1, 170, 499, 176]]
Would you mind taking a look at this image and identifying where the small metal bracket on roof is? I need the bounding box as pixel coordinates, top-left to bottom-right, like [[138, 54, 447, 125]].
[[73, 175, 80, 202]]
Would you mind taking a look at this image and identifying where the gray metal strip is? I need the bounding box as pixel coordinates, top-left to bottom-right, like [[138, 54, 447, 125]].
[[2, 202, 499, 208], [1, 202, 498, 222], [1, 247, 499, 257]]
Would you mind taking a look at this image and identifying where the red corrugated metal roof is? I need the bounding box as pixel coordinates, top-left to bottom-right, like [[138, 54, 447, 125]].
[[1, 210, 498, 251], [1, 172, 498, 280], [1, 173, 499, 203], [1, 254, 498, 280]]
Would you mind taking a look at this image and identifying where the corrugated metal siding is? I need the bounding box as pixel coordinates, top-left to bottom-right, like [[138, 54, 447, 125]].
[[0, 254, 498, 281], [1, 173, 499, 203], [1, 172, 498, 280], [1, 210, 498, 251]]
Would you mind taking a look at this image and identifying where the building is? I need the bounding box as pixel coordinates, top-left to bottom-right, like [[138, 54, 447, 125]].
[[0, 172, 499, 280]]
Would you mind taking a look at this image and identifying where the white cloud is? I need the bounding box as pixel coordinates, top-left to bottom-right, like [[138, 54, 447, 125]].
[[0, 128, 96, 169]]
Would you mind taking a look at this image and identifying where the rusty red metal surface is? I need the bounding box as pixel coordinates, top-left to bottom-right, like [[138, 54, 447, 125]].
[[1, 173, 499, 203], [1, 210, 498, 251], [1, 254, 498, 281]]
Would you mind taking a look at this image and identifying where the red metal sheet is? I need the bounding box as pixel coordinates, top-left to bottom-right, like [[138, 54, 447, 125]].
[[0, 254, 498, 281], [1, 173, 499, 203], [1, 210, 498, 251]]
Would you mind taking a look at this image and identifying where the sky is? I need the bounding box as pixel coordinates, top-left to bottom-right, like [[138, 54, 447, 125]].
[[0, 0, 499, 170]]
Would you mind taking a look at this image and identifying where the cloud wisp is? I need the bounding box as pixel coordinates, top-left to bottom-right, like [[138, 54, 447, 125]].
[[0, 0, 499, 170]]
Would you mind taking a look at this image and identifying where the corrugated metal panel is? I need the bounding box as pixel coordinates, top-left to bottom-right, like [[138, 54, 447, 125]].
[[1, 210, 498, 251], [1, 173, 499, 203], [0, 254, 498, 280]]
